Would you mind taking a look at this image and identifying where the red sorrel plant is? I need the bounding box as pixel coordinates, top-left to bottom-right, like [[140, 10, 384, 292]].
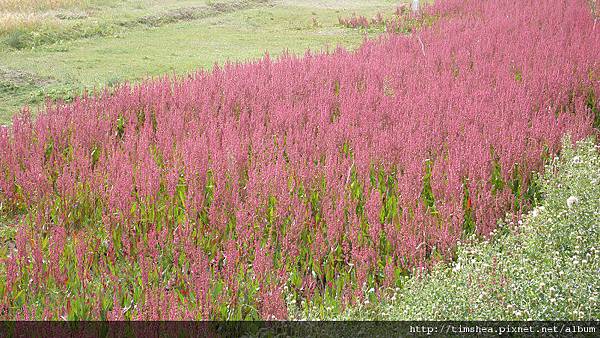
[[339, 13, 371, 29], [0, 0, 598, 320]]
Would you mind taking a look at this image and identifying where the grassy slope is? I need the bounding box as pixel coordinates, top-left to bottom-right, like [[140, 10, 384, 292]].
[[0, 0, 399, 123], [294, 137, 599, 321]]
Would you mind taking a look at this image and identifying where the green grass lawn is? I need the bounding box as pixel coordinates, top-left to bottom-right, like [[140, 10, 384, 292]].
[[0, 0, 400, 124]]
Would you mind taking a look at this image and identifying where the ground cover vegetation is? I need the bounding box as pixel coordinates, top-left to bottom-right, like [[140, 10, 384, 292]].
[[0, 0, 398, 123], [0, 1, 268, 49], [337, 3, 429, 33], [0, 0, 598, 320], [297, 137, 599, 320]]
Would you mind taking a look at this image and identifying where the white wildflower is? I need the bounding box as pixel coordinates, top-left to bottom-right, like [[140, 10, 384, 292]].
[[567, 196, 579, 209]]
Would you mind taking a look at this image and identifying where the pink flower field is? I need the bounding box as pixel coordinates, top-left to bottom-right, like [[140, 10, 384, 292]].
[[0, 0, 598, 320]]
